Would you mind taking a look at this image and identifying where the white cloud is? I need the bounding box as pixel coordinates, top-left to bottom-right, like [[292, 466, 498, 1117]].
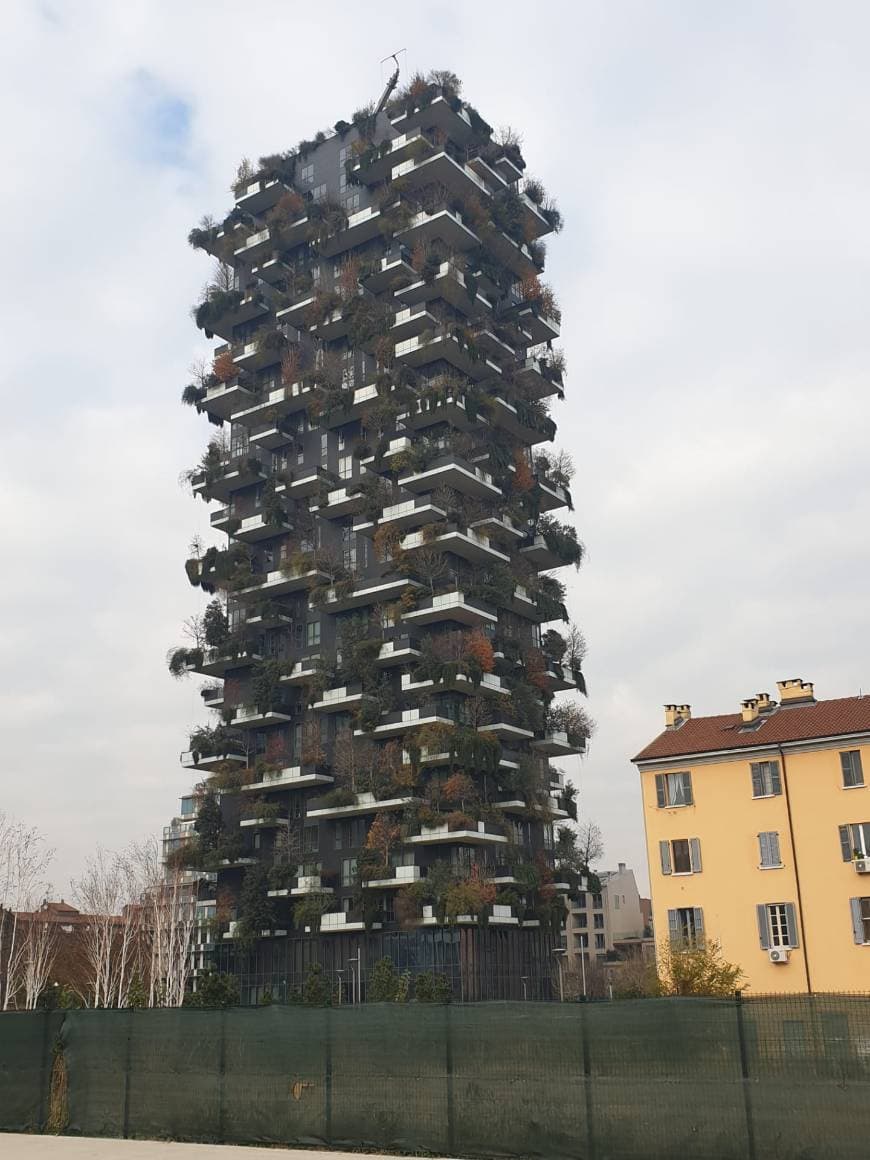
[[2, 0, 870, 895]]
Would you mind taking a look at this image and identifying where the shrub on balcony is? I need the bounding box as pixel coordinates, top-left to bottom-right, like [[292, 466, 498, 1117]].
[[167, 647, 203, 678], [545, 702, 595, 748], [234, 864, 275, 947], [194, 289, 244, 338], [251, 659, 284, 713], [293, 892, 334, 933], [320, 786, 357, 809]]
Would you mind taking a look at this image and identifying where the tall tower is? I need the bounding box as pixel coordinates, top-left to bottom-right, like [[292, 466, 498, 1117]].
[[171, 70, 590, 1002]]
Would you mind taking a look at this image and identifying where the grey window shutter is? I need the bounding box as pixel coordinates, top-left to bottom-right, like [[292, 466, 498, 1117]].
[[785, 903, 799, 948], [757, 904, 771, 950], [839, 825, 853, 862], [659, 841, 672, 875], [840, 752, 852, 786], [759, 832, 770, 866], [770, 832, 781, 866], [693, 907, 704, 935], [855, 753, 865, 786], [655, 774, 666, 808], [751, 764, 764, 797], [689, 837, 702, 873], [667, 908, 679, 940], [850, 898, 865, 944], [770, 761, 782, 795], [681, 772, 694, 805]]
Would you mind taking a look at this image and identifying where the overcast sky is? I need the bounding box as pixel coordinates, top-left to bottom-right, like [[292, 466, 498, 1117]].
[[2, 0, 869, 897]]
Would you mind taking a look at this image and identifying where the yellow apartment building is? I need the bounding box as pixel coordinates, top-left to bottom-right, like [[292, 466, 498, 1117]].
[[633, 679, 870, 992]]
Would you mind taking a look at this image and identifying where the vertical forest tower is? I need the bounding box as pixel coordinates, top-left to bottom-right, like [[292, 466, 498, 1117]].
[[171, 69, 591, 1001]]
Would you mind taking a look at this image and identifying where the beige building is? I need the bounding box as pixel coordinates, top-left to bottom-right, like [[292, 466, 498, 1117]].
[[634, 678, 870, 992], [565, 862, 645, 964]]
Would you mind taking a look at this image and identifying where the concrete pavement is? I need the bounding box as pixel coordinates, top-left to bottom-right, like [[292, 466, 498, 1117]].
[[2, 1139, 452, 1160]]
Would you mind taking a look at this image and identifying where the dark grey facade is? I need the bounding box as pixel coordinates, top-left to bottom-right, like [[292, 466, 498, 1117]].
[[171, 71, 589, 1002]]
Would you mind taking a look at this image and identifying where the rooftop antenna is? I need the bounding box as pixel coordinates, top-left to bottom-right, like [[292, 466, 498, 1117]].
[[375, 50, 404, 115]]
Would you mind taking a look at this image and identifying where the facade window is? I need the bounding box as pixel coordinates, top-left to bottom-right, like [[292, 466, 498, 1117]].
[[614, 895, 620, 909], [594, 933, 606, 950], [311, 183, 327, 202], [576, 932, 589, 949], [592, 893, 603, 909], [341, 858, 357, 888], [841, 750, 865, 789], [306, 620, 321, 648], [300, 163, 314, 184], [342, 526, 357, 571], [574, 913, 587, 928], [343, 191, 361, 214], [758, 831, 782, 868], [839, 822, 870, 860], [850, 898, 870, 945], [303, 825, 319, 853], [757, 902, 799, 949], [667, 906, 704, 944], [543, 823, 554, 850], [655, 771, 693, 808], [750, 760, 782, 798], [659, 838, 702, 875], [593, 913, 604, 929], [338, 454, 354, 480], [574, 892, 587, 909]]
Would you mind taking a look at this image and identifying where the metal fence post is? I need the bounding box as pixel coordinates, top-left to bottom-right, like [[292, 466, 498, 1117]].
[[217, 1009, 227, 1144], [122, 1008, 134, 1138], [445, 1003, 456, 1155], [324, 1005, 333, 1144], [734, 990, 757, 1160], [37, 1009, 52, 1131], [579, 1001, 596, 1160]]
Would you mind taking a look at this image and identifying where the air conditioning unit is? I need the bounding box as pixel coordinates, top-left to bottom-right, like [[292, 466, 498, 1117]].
[[854, 859, 870, 874], [768, 947, 790, 964]]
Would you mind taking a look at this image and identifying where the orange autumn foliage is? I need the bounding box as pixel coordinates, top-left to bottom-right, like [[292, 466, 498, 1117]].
[[213, 352, 237, 383], [513, 449, 534, 492], [466, 629, 495, 673]]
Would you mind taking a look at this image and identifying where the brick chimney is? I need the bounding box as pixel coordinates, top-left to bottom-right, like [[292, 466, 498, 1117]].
[[741, 697, 760, 724], [776, 678, 815, 706], [664, 704, 691, 729], [755, 692, 775, 713]]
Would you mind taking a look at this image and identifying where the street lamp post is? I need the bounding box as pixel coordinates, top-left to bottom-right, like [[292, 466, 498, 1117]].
[[552, 948, 566, 1002]]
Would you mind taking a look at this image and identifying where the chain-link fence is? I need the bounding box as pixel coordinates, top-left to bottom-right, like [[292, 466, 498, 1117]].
[[2, 994, 869, 1158]]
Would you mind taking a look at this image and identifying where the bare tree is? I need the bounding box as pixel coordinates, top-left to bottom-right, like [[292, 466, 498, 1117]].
[[575, 820, 604, 867], [17, 914, 59, 1010], [71, 848, 138, 1008], [125, 841, 197, 1008], [211, 260, 235, 293], [0, 814, 54, 1010]]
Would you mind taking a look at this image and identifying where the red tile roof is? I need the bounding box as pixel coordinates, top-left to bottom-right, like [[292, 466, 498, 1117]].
[[633, 696, 870, 762]]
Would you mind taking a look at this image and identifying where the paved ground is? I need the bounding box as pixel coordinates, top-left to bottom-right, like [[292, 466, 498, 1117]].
[[4, 1140, 447, 1160]]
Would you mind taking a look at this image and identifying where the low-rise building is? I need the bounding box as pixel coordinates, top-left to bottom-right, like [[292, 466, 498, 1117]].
[[565, 862, 645, 963], [634, 678, 870, 992]]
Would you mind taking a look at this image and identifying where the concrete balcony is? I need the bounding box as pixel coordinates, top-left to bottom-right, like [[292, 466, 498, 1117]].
[[356, 496, 446, 536], [237, 567, 329, 601], [399, 527, 509, 565], [320, 912, 382, 934], [249, 421, 293, 451], [226, 509, 293, 544], [535, 475, 572, 513], [363, 251, 416, 293], [401, 671, 509, 697], [276, 465, 335, 499], [200, 684, 224, 711], [185, 647, 263, 679], [244, 608, 294, 630], [519, 192, 552, 240], [478, 721, 535, 743], [235, 176, 285, 215], [313, 576, 422, 614], [392, 151, 490, 204], [399, 455, 501, 500], [475, 328, 517, 366], [403, 591, 498, 628], [239, 814, 288, 829], [396, 208, 480, 253], [354, 705, 453, 739], [391, 305, 440, 342], [351, 129, 430, 184], [312, 684, 365, 713], [241, 765, 333, 792], [309, 305, 353, 342], [201, 378, 256, 422], [204, 292, 270, 344], [513, 304, 560, 345], [469, 514, 526, 542], [358, 435, 413, 471], [251, 256, 291, 285], [503, 585, 540, 621], [515, 356, 564, 400], [179, 745, 247, 770], [390, 95, 476, 144], [520, 534, 566, 570], [306, 791, 416, 820], [397, 392, 483, 433], [363, 864, 422, 889], [280, 659, 322, 687], [276, 293, 317, 327], [484, 229, 539, 280], [232, 705, 294, 728], [532, 730, 585, 757], [268, 874, 333, 898], [394, 260, 491, 317], [231, 380, 315, 428], [394, 331, 500, 382], [310, 485, 365, 520], [191, 447, 270, 501], [321, 205, 387, 257], [233, 227, 272, 263], [489, 395, 556, 445], [375, 636, 422, 668], [407, 821, 508, 847]]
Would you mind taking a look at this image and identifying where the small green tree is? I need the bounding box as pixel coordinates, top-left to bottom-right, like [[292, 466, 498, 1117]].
[[660, 938, 744, 998], [368, 956, 399, 1002], [303, 962, 331, 1006], [194, 791, 224, 855], [236, 864, 275, 946], [184, 971, 239, 1008], [414, 970, 452, 1003]]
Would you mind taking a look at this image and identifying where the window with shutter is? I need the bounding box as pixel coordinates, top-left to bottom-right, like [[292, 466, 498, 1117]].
[[763, 902, 798, 948], [671, 839, 692, 874], [751, 761, 782, 798], [689, 837, 702, 873], [655, 772, 694, 808], [841, 750, 865, 789], [759, 831, 781, 868], [659, 841, 672, 875], [849, 898, 870, 945]]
